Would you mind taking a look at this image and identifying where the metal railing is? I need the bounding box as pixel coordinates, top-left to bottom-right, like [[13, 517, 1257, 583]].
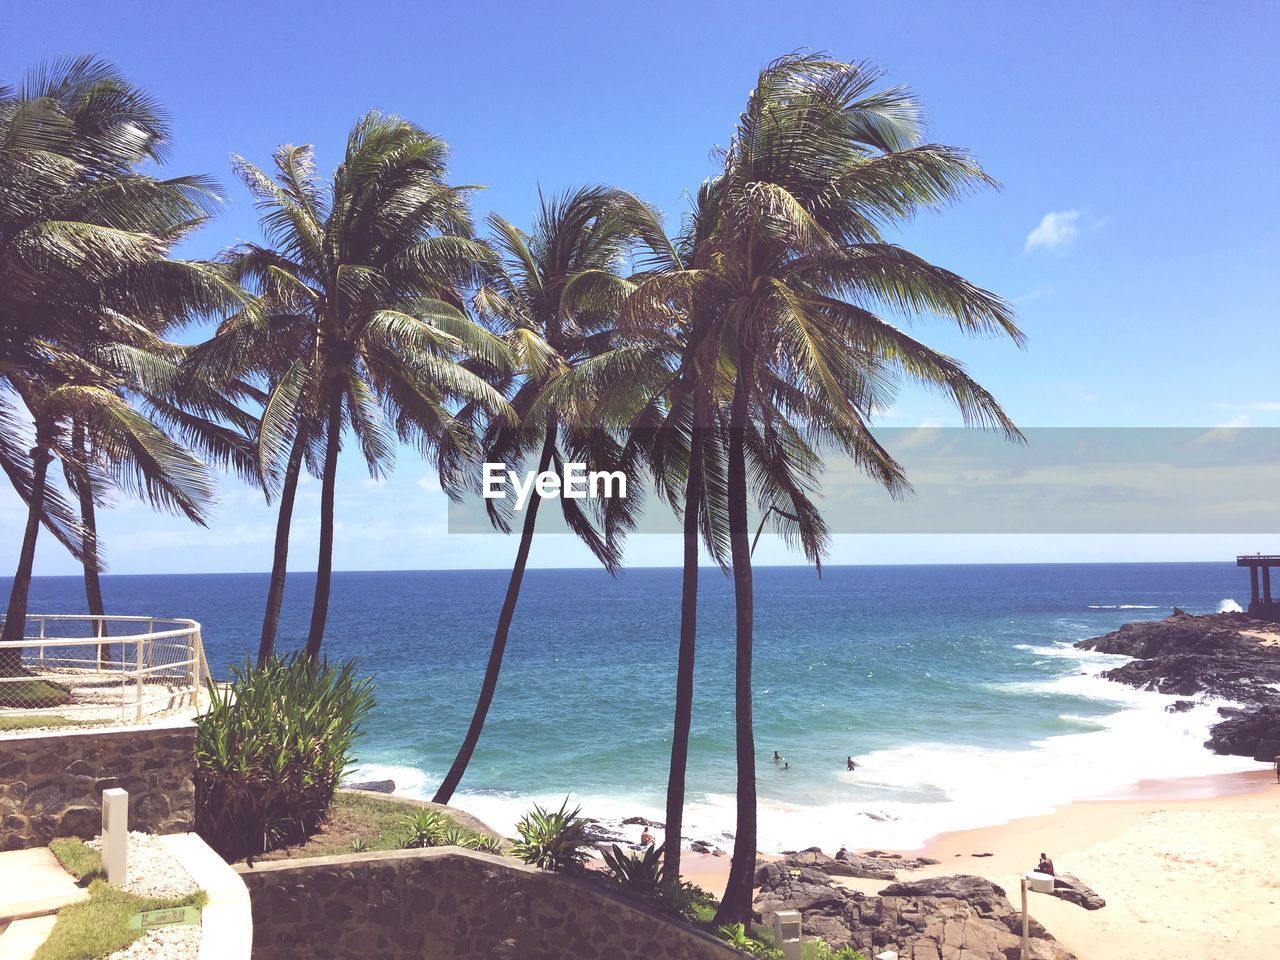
[[0, 614, 210, 725]]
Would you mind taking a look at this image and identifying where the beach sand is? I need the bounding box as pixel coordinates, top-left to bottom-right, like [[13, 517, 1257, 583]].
[[680, 769, 1280, 959]]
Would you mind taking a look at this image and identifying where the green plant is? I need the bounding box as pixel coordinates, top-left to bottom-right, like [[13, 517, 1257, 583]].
[[471, 834, 504, 855], [803, 941, 868, 960], [717, 922, 784, 959], [510, 799, 592, 872], [399, 808, 452, 849], [349, 838, 368, 853], [439, 825, 478, 848], [602, 842, 665, 894], [194, 654, 375, 860]]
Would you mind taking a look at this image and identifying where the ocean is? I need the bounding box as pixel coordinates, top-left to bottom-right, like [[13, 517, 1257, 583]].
[[7, 562, 1259, 852]]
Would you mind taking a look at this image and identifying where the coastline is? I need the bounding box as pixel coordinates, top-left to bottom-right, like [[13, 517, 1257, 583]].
[[682, 768, 1279, 959]]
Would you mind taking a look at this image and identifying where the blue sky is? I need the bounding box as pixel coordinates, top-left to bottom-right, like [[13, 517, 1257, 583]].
[[4, 0, 1279, 575]]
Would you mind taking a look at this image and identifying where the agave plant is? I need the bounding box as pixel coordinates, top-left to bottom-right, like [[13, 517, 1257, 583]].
[[601, 842, 666, 895], [510, 799, 592, 873], [399, 808, 452, 849]]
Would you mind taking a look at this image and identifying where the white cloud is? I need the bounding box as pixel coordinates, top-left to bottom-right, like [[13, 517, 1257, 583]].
[[416, 474, 442, 493], [1024, 210, 1082, 253]]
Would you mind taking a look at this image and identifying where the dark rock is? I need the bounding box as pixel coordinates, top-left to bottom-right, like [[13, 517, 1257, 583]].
[[1166, 700, 1196, 713], [755, 849, 936, 883], [971, 851, 994, 857], [1077, 612, 1280, 759], [1204, 705, 1280, 758], [347, 779, 395, 794], [1048, 873, 1106, 910], [620, 816, 664, 828], [755, 867, 1077, 960]]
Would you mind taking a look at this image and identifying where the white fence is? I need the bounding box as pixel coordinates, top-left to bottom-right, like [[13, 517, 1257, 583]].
[[0, 614, 210, 724]]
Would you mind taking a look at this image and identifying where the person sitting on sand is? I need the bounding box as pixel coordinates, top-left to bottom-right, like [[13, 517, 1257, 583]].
[[847, 756, 857, 771], [640, 828, 655, 848], [835, 846, 850, 862], [1037, 852, 1055, 876]]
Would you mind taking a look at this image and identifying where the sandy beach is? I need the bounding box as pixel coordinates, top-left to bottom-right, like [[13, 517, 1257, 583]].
[[682, 768, 1280, 960]]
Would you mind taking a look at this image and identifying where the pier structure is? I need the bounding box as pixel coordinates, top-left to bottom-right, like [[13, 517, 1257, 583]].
[[1236, 555, 1280, 620]]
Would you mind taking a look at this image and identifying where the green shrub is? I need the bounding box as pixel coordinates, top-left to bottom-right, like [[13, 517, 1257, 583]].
[[194, 655, 374, 860], [399, 809, 452, 849], [803, 941, 868, 960], [510, 799, 592, 872], [472, 834, 504, 854], [602, 842, 665, 894], [718, 922, 785, 959]]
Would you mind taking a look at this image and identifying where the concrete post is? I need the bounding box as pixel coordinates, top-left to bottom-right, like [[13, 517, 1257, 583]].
[[770, 910, 802, 960], [1020, 876, 1030, 959], [102, 788, 129, 886]]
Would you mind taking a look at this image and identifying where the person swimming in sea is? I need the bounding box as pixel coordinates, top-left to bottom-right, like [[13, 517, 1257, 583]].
[[773, 750, 782, 762]]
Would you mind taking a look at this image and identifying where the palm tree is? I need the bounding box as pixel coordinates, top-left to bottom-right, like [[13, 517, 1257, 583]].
[[431, 186, 653, 805], [61, 343, 258, 660], [0, 57, 238, 662], [189, 117, 511, 659], [678, 55, 1027, 923]]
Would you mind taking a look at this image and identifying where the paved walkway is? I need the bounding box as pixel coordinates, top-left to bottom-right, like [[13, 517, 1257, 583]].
[[0, 848, 87, 923]]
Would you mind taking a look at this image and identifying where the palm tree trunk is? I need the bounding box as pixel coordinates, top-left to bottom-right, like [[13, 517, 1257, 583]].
[[663, 401, 706, 884], [77, 484, 109, 668], [433, 420, 557, 805], [258, 434, 305, 666], [304, 391, 342, 659], [715, 361, 757, 926], [1, 442, 53, 672]]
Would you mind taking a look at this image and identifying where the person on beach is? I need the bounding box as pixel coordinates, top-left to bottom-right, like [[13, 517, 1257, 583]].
[[640, 828, 655, 848], [1274, 754, 1280, 782], [847, 756, 857, 771], [835, 846, 850, 862], [1037, 852, 1056, 876]]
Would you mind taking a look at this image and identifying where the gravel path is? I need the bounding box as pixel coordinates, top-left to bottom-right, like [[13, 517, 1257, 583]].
[[106, 923, 201, 960], [87, 831, 199, 898]]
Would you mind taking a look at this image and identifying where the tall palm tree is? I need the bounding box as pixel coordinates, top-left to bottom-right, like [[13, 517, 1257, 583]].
[[431, 187, 652, 804], [189, 117, 511, 658], [678, 55, 1027, 923], [0, 57, 239, 661]]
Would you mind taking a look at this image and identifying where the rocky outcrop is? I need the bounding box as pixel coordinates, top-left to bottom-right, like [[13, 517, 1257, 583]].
[[1048, 873, 1106, 911], [345, 778, 395, 793], [1077, 612, 1280, 760], [754, 864, 1077, 960], [757, 849, 937, 883]]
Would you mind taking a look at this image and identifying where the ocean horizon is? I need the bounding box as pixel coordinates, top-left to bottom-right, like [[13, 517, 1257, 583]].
[[6, 561, 1259, 852]]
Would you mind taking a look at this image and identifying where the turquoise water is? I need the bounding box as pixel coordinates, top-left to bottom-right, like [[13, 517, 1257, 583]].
[[9, 562, 1258, 849]]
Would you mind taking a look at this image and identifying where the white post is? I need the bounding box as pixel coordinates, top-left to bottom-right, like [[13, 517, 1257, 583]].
[[135, 636, 145, 721], [771, 910, 802, 960], [102, 788, 129, 886], [1021, 876, 1030, 960]]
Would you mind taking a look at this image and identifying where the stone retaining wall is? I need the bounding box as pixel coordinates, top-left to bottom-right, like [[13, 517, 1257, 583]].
[[0, 720, 195, 849], [237, 847, 738, 960]]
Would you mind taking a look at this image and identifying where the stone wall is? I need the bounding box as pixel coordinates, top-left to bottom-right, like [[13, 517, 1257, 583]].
[[237, 847, 739, 960], [0, 720, 195, 849]]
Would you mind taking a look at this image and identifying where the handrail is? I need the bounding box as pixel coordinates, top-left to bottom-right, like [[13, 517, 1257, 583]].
[[0, 613, 209, 724]]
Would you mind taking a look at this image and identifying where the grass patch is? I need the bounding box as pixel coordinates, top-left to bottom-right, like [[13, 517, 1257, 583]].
[[0, 677, 72, 709], [50, 839, 103, 883], [0, 714, 86, 732], [245, 791, 496, 862], [33, 880, 205, 960]]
